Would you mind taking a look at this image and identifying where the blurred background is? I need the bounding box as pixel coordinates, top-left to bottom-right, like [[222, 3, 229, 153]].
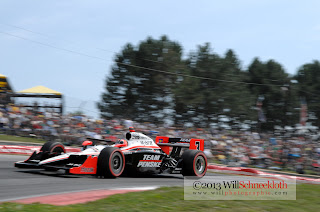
[[0, 1, 319, 176]]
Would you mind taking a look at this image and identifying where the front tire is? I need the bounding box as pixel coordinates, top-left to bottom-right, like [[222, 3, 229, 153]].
[[97, 147, 125, 178], [182, 150, 207, 177], [40, 141, 66, 171], [40, 141, 65, 154]]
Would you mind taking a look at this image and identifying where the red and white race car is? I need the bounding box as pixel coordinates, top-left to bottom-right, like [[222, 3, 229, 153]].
[[15, 128, 207, 178]]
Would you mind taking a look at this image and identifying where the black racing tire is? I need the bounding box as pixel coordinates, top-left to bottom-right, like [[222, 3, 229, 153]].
[[97, 147, 125, 178], [182, 150, 207, 177], [40, 141, 65, 154], [40, 141, 65, 171]]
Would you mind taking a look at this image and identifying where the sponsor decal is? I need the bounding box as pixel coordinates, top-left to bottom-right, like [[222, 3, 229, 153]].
[[158, 139, 164, 143], [180, 138, 191, 142], [81, 167, 94, 173], [137, 154, 162, 167], [143, 155, 160, 160], [172, 167, 182, 174], [137, 161, 161, 167], [132, 135, 141, 139], [139, 140, 153, 145], [67, 163, 82, 167]]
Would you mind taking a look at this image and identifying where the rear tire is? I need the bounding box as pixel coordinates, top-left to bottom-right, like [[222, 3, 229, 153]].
[[182, 150, 207, 177], [97, 147, 125, 178], [40, 141, 65, 154]]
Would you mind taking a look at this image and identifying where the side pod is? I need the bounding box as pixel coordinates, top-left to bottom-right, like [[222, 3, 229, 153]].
[[68, 156, 98, 175]]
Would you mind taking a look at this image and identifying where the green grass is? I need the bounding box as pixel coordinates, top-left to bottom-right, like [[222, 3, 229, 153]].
[[0, 134, 46, 144], [279, 168, 320, 176], [0, 184, 319, 212]]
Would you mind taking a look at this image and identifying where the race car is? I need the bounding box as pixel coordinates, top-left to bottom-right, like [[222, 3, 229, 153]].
[[15, 128, 207, 178]]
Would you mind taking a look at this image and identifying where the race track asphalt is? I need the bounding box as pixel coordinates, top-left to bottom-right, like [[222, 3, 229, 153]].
[[0, 154, 215, 202]]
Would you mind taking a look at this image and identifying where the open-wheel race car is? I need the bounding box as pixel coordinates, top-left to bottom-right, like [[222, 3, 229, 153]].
[[15, 128, 207, 178]]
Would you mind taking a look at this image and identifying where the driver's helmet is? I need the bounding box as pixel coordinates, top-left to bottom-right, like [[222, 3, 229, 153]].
[[129, 127, 135, 132]]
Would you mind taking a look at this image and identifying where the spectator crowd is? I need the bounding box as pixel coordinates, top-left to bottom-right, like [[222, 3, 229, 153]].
[[0, 105, 319, 175]]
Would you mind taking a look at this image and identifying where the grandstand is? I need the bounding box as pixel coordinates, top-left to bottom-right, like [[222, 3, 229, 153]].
[[0, 74, 63, 115]]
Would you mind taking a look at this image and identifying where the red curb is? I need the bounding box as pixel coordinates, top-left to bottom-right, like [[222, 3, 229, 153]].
[[207, 164, 320, 184], [0, 145, 80, 155], [11, 189, 146, 205]]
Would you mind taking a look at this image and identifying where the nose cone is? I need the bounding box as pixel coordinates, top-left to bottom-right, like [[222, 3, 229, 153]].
[[39, 154, 69, 165]]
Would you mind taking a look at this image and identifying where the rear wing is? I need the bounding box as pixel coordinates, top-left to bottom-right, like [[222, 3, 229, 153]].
[[155, 136, 204, 155]]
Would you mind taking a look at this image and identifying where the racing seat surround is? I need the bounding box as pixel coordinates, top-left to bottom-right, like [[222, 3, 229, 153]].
[[115, 139, 128, 148]]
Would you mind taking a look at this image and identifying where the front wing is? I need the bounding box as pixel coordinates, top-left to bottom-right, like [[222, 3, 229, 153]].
[[15, 151, 99, 175]]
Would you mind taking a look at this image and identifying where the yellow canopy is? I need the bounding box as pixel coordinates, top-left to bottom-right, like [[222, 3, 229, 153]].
[[0, 73, 13, 92], [17, 85, 62, 95]]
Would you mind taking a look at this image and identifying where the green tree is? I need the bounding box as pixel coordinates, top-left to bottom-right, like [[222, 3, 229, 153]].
[[174, 45, 253, 127], [218, 50, 254, 125], [183, 43, 222, 127], [98, 36, 184, 123], [246, 58, 292, 130], [295, 60, 320, 127]]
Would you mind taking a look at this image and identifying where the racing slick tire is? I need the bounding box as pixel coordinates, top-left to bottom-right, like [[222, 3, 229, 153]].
[[182, 150, 207, 177], [40, 141, 66, 154], [97, 147, 125, 178], [40, 141, 66, 171]]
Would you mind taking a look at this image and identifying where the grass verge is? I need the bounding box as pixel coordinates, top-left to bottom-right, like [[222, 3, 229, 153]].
[[0, 184, 319, 212], [0, 134, 46, 144]]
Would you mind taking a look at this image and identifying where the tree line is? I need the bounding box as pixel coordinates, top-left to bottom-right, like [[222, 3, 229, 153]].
[[98, 35, 320, 131]]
